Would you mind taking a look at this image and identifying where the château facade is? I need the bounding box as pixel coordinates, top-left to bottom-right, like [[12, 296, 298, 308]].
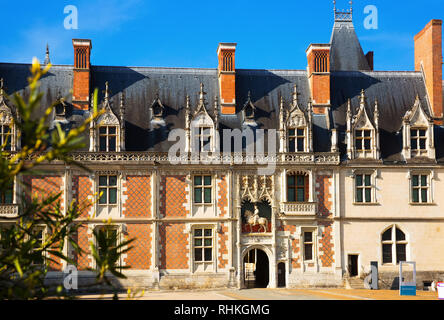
[[1, 7, 444, 290]]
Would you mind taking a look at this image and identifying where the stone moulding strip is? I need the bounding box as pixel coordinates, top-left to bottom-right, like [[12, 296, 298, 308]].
[[8, 152, 341, 165]]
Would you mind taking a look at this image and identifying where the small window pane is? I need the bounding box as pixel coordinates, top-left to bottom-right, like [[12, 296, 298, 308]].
[[287, 188, 295, 202], [194, 176, 202, 186], [288, 129, 295, 136], [296, 176, 305, 186], [396, 228, 405, 241], [420, 175, 427, 187], [356, 139, 363, 150], [356, 175, 363, 186], [109, 176, 117, 186], [194, 238, 202, 246], [364, 139, 371, 150], [99, 188, 107, 204], [364, 175, 371, 186], [203, 188, 211, 203], [99, 176, 108, 186], [304, 232, 312, 242], [297, 138, 304, 151], [364, 130, 371, 137], [204, 229, 212, 237], [194, 248, 202, 261], [194, 229, 202, 237], [382, 229, 391, 241], [99, 137, 107, 151], [204, 238, 212, 246], [412, 189, 419, 203], [419, 139, 426, 150], [194, 187, 202, 203], [411, 139, 418, 150], [108, 127, 116, 135], [4, 189, 13, 204], [356, 189, 363, 203], [99, 127, 107, 134], [287, 176, 295, 186], [288, 139, 295, 152], [204, 248, 212, 261], [108, 137, 116, 151], [421, 188, 428, 203], [412, 175, 419, 187], [396, 244, 406, 263], [108, 188, 117, 204], [382, 244, 392, 264], [365, 188, 372, 203], [204, 176, 212, 186], [419, 130, 426, 137], [296, 188, 305, 202], [304, 244, 313, 261]]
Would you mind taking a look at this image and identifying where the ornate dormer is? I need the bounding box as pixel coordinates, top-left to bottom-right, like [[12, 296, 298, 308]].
[[279, 85, 313, 153], [190, 83, 216, 153], [150, 93, 165, 121], [241, 91, 256, 125], [402, 95, 435, 160], [54, 91, 67, 119], [347, 90, 380, 160], [0, 79, 18, 151], [333, 0, 353, 22], [91, 81, 122, 152]]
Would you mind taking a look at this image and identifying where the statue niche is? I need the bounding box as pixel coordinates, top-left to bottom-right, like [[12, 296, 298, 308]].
[[241, 200, 272, 233]]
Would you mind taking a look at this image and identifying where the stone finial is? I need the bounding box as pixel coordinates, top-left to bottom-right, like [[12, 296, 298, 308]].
[[44, 43, 51, 65]]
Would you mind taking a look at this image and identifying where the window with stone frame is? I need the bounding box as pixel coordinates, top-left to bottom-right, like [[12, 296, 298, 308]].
[[0, 124, 11, 151], [355, 173, 373, 203], [410, 128, 427, 156], [195, 126, 212, 153], [98, 125, 117, 152], [98, 175, 118, 205], [382, 226, 407, 265], [31, 227, 46, 266], [355, 129, 372, 152], [193, 175, 212, 204], [288, 128, 305, 152], [287, 174, 308, 203], [0, 180, 13, 204], [94, 225, 121, 269], [411, 174, 430, 204], [303, 231, 314, 261], [193, 227, 213, 264]]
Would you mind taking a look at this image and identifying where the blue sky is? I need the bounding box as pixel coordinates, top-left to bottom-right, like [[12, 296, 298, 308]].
[[0, 0, 442, 71]]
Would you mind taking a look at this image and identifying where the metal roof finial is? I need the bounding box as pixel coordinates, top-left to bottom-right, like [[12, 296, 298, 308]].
[[333, 0, 336, 13], [44, 43, 51, 65]]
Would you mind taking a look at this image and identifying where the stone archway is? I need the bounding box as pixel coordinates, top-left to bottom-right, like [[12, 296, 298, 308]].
[[242, 247, 270, 288]]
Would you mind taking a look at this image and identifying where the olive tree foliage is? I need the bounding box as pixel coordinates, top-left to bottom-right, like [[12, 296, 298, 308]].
[[0, 59, 134, 299]]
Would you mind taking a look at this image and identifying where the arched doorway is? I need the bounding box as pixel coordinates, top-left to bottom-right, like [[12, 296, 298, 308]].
[[277, 262, 286, 287], [243, 248, 269, 288]]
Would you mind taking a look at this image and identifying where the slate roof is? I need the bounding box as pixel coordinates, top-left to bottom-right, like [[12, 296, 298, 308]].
[[0, 16, 442, 161]]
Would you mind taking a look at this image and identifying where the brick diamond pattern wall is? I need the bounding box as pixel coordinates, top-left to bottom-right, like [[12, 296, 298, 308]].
[[316, 175, 333, 217], [124, 224, 152, 269], [319, 222, 334, 268], [159, 175, 188, 218], [218, 224, 228, 269], [72, 176, 93, 218], [76, 225, 92, 270], [159, 223, 188, 269], [218, 175, 227, 217], [123, 175, 151, 218], [284, 225, 300, 268], [24, 175, 63, 211]]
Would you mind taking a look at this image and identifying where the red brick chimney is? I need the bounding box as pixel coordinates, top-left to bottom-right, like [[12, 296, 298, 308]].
[[365, 51, 374, 71], [72, 39, 92, 110], [306, 44, 331, 114], [217, 43, 237, 115], [414, 20, 443, 124]]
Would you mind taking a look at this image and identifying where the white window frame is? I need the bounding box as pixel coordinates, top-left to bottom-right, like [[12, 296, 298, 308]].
[[408, 170, 434, 205], [98, 125, 118, 152], [381, 225, 408, 265], [410, 127, 428, 157], [92, 224, 123, 270], [287, 127, 306, 153], [192, 174, 214, 206], [191, 225, 215, 272], [352, 170, 378, 205]]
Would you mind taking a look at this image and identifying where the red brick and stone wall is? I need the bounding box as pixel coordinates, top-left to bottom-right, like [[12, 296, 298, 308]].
[[122, 175, 151, 218], [159, 223, 189, 270]]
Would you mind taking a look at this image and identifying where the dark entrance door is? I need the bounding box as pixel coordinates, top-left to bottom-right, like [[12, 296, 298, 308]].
[[277, 262, 286, 287], [348, 254, 359, 277], [243, 248, 269, 288]]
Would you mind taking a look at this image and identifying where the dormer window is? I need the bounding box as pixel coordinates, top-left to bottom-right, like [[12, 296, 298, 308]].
[[410, 128, 427, 156], [196, 126, 212, 153], [288, 128, 305, 152], [355, 129, 371, 152], [242, 91, 256, 123], [0, 124, 11, 151], [99, 126, 117, 152], [151, 95, 165, 120]]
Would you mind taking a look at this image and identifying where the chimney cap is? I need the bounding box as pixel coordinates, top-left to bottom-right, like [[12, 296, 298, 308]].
[[217, 43, 237, 54], [72, 39, 92, 48]]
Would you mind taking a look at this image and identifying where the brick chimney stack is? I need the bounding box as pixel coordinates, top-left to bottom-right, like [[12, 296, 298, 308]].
[[306, 44, 331, 114], [72, 39, 92, 110], [414, 20, 443, 124], [217, 43, 237, 115]]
